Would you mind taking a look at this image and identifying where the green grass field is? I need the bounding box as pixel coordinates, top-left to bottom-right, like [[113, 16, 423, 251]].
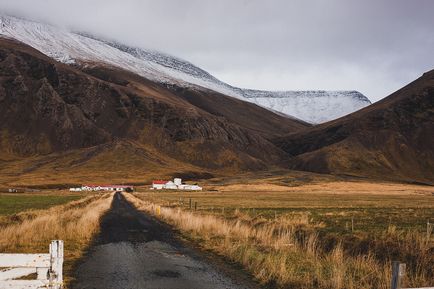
[[0, 193, 83, 216]]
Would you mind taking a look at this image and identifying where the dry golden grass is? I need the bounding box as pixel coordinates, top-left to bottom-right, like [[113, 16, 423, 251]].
[[139, 186, 434, 210], [138, 180, 434, 235], [125, 192, 433, 289], [212, 181, 433, 195], [0, 193, 113, 287]]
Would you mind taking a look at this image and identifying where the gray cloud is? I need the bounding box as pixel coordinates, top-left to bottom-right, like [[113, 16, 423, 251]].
[[0, 0, 433, 101]]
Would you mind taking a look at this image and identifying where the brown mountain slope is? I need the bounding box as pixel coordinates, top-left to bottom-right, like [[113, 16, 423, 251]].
[[0, 140, 208, 187], [274, 70, 434, 183], [0, 38, 307, 175], [81, 65, 309, 138]]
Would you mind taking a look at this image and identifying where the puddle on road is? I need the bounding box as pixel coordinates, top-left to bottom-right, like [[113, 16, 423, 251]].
[[73, 241, 249, 289]]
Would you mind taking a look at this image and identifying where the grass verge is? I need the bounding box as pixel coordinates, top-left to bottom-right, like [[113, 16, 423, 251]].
[[0, 193, 113, 287]]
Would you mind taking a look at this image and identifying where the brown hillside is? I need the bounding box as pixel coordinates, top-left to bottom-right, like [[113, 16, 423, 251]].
[[81, 65, 309, 138], [274, 70, 434, 183], [0, 140, 208, 187], [0, 38, 307, 176]]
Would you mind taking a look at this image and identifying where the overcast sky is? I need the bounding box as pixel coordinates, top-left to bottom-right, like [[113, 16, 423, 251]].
[[1, 0, 433, 101]]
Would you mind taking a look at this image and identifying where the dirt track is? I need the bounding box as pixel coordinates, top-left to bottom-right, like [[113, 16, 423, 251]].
[[71, 193, 257, 289]]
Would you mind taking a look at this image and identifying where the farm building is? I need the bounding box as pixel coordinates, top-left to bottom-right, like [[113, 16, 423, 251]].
[[151, 180, 167, 190], [151, 178, 202, 191], [69, 184, 134, 192]]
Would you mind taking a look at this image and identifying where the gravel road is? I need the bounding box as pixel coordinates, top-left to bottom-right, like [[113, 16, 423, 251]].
[[71, 192, 258, 289]]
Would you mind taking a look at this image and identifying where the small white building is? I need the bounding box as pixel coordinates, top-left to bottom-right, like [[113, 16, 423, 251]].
[[70, 184, 134, 192], [177, 184, 202, 190], [174, 178, 182, 186], [164, 181, 178, 190], [151, 178, 202, 191], [187, 185, 202, 190]]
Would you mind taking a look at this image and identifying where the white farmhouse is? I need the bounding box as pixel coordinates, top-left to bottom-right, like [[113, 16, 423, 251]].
[[152, 180, 167, 190], [151, 178, 202, 191]]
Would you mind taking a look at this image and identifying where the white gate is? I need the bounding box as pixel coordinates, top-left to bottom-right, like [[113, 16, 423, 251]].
[[0, 240, 63, 289]]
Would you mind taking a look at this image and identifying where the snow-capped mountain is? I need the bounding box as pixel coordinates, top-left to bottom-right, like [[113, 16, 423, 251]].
[[0, 15, 371, 123], [244, 90, 370, 124]]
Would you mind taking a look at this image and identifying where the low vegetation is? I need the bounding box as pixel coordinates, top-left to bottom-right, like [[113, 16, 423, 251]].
[[0, 193, 82, 216], [126, 185, 433, 289], [0, 192, 113, 287]]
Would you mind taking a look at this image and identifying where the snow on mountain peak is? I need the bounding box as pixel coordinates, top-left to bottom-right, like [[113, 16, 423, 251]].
[[243, 90, 370, 123], [0, 15, 371, 123]]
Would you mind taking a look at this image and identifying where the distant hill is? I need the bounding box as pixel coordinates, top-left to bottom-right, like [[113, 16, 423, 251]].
[[274, 70, 434, 183]]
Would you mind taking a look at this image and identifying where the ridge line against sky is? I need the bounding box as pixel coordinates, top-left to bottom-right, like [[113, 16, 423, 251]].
[[0, 0, 433, 102]]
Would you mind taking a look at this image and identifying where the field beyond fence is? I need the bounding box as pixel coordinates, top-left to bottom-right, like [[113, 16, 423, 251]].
[[130, 181, 433, 289]]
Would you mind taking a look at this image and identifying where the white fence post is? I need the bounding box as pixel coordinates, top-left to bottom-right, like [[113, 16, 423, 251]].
[[49, 240, 64, 289], [391, 261, 406, 289]]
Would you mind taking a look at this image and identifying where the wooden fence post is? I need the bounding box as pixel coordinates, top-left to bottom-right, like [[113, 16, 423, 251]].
[[351, 217, 354, 232], [194, 202, 197, 211], [189, 198, 192, 210], [391, 261, 406, 289], [49, 240, 63, 289]]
